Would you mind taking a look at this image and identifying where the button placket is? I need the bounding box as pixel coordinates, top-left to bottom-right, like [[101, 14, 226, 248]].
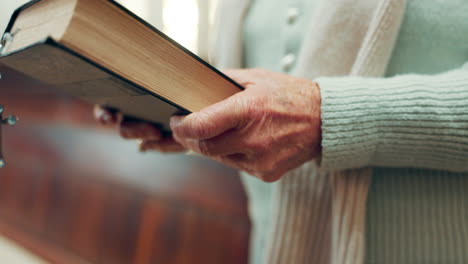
[[287, 7, 300, 25], [281, 53, 296, 72], [281, 3, 302, 73]]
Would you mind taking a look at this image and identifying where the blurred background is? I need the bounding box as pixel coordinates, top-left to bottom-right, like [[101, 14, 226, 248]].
[[0, 0, 250, 263], [1, 0, 218, 57]]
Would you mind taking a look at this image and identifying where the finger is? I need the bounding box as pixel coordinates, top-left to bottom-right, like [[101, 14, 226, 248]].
[[176, 130, 247, 157], [139, 137, 186, 153], [208, 154, 248, 172], [207, 153, 282, 183], [248, 170, 286, 183], [94, 105, 118, 125], [207, 153, 255, 173], [222, 153, 257, 171], [220, 154, 285, 182], [119, 120, 162, 140], [170, 98, 242, 140], [222, 69, 264, 88], [222, 69, 252, 87]]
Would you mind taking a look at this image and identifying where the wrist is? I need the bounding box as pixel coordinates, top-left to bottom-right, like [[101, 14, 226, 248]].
[[301, 79, 322, 157], [311, 81, 322, 156]]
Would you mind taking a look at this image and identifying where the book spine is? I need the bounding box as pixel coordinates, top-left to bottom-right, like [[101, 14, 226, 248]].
[[0, 32, 14, 55], [3, 0, 42, 35]]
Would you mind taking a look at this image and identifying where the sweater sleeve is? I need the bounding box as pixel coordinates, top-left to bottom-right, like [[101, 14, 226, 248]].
[[316, 63, 468, 172]]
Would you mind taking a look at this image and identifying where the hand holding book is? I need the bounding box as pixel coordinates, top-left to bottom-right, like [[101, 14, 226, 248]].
[[98, 69, 323, 182], [4, 1, 322, 181], [94, 105, 186, 153], [1, 0, 242, 133]]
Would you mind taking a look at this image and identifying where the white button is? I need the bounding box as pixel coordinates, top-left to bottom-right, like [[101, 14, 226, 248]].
[[281, 53, 296, 72], [287, 7, 300, 24]]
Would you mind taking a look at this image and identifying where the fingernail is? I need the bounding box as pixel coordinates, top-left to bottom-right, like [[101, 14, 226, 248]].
[[95, 108, 108, 123], [170, 116, 182, 128], [138, 140, 147, 153], [102, 113, 112, 124]]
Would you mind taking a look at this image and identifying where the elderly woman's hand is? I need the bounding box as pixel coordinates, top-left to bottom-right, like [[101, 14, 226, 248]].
[[170, 69, 322, 182], [93, 106, 187, 153]]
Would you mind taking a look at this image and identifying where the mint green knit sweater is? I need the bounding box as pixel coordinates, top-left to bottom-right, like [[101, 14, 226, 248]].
[[243, 0, 468, 263]]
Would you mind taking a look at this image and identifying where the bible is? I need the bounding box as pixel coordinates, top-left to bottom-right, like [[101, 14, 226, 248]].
[[0, 0, 242, 132]]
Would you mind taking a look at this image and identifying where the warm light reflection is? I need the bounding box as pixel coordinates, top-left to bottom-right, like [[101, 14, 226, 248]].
[[117, 0, 150, 21], [163, 0, 199, 52], [116, 0, 200, 52]]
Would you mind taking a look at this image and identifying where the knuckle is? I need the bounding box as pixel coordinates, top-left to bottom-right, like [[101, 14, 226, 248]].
[[246, 140, 270, 153], [251, 162, 268, 173], [246, 97, 267, 118], [253, 159, 276, 174], [264, 164, 276, 175], [255, 172, 276, 183], [191, 114, 210, 138], [196, 139, 213, 156], [257, 170, 282, 183]]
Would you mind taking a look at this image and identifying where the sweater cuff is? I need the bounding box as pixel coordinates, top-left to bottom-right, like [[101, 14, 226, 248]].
[[316, 73, 468, 172], [316, 77, 378, 170]]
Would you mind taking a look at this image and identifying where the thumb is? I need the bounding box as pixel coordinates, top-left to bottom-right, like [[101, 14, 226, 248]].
[[170, 97, 242, 140], [222, 69, 257, 88]]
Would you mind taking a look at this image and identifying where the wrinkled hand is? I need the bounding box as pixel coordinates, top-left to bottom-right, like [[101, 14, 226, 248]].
[[94, 106, 186, 153], [170, 69, 322, 182]]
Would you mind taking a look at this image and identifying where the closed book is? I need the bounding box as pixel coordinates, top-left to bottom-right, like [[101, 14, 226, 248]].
[[0, 0, 242, 132]]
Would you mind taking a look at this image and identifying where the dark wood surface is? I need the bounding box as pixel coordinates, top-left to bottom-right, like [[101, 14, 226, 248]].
[[0, 65, 250, 264]]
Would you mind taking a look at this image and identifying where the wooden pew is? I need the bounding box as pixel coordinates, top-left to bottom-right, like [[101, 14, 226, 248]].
[[0, 65, 250, 264]]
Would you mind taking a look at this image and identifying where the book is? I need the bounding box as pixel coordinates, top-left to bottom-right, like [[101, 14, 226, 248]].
[[0, 0, 242, 132]]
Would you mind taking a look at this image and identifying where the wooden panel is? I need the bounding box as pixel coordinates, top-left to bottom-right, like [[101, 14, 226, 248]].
[[0, 64, 251, 264], [69, 182, 109, 261], [133, 199, 171, 264]]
